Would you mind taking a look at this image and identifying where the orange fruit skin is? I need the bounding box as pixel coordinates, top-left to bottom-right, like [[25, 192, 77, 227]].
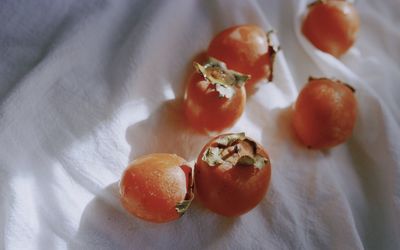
[[207, 25, 272, 91], [293, 79, 357, 149], [194, 134, 271, 217], [119, 153, 188, 223], [302, 0, 360, 58], [183, 72, 246, 133]]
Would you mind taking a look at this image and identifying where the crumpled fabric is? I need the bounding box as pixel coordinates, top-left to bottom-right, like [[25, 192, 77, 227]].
[[0, 0, 399, 249]]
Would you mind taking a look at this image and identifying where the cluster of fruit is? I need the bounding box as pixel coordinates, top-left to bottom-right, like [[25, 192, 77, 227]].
[[120, 133, 271, 222], [119, 0, 359, 223]]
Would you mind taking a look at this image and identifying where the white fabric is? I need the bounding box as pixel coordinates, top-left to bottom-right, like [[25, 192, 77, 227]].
[[1, 0, 399, 249]]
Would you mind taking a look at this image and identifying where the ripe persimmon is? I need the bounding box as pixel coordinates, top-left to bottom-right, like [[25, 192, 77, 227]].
[[195, 133, 271, 217], [120, 153, 193, 223], [183, 58, 248, 133], [207, 25, 279, 92], [293, 77, 357, 149], [302, 0, 360, 57]]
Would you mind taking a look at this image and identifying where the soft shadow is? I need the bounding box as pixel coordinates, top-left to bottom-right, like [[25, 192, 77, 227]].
[[104, 0, 167, 107], [346, 138, 399, 249], [125, 98, 208, 162], [263, 106, 298, 146], [249, 105, 333, 155], [68, 183, 130, 249], [0, 0, 108, 106], [243, 105, 302, 149], [69, 183, 236, 249], [248, 105, 328, 249], [13, 2, 171, 247]]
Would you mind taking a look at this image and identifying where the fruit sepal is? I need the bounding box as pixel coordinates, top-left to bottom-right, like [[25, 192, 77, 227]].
[[194, 58, 250, 99], [201, 132, 269, 169], [175, 163, 195, 216]]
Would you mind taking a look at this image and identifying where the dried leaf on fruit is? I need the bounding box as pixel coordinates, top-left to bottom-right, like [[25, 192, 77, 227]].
[[202, 147, 224, 166], [215, 132, 246, 147]]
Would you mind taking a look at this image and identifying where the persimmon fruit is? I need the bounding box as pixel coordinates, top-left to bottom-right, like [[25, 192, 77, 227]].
[[207, 25, 279, 91], [293, 77, 357, 149], [120, 153, 193, 223], [195, 133, 272, 217], [302, 0, 360, 57], [183, 58, 248, 133]]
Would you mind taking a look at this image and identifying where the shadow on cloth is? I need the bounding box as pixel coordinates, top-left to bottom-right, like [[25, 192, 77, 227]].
[[125, 98, 209, 162], [68, 182, 236, 249]]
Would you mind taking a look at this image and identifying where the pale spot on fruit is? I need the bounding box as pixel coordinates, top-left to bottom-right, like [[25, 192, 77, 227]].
[[342, 4, 352, 15], [228, 27, 268, 57], [229, 28, 243, 41], [186, 99, 201, 118], [198, 80, 210, 91]]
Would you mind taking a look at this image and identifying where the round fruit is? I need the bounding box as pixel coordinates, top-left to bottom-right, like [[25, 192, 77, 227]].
[[195, 132, 271, 217], [183, 58, 248, 133], [207, 25, 279, 91], [293, 77, 357, 149], [302, 0, 360, 57], [120, 153, 193, 223]]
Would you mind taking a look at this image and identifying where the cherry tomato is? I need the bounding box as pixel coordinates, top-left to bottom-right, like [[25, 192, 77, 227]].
[[183, 58, 248, 133], [207, 25, 279, 92], [195, 132, 271, 217], [293, 77, 357, 149], [120, 153, 193, 223], [302, 0, 360, 57]]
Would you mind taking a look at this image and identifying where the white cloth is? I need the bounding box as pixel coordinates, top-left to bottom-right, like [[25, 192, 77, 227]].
[[1, 0, 399, 249]]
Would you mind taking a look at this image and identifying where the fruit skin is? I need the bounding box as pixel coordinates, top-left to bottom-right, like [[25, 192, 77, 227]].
[[301, 0, 360, 58], [293, 77, 357, 149], [195, 133, 271, 217], [207, 25, 274, 91], [119, 153, 190, 223], [183, 63, 246, 133]]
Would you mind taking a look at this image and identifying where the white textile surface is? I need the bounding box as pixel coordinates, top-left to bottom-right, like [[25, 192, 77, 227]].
[[1, 0, 399, 249]]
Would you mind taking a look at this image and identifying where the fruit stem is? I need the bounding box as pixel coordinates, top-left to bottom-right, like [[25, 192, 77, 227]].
[[342, 83, 356, 93], [266, 30, 280, 82]]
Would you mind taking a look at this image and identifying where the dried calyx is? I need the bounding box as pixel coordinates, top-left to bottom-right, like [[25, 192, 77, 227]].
[[307, 0, 355, 8], [202, 133, 269, 169], [175, 164, 194, 216], [266, 30, 280, 82], [307, 0, 326, 8], [308, 76, 356, 93], [194, 58, 250, 99]]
